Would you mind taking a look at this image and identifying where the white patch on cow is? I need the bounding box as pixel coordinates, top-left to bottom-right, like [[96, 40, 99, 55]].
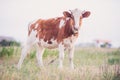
[[64, 38, 71, 45], [27, 30, 37, 44], [35, 23, 39, 29], [40, 39, 48, 47], [59, 19, 65, 29], [66, 18, 70, 21], [63, 35, 77, 48], [35, 37, 39, 43]]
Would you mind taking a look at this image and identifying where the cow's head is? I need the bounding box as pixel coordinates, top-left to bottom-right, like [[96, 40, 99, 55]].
[[63, 8, 90, 33]]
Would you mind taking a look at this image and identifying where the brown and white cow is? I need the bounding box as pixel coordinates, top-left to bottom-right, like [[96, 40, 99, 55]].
[[17, 8, 90, 69]]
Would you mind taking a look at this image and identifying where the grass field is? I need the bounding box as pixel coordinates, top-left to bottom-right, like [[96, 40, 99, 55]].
[[0, 47, 120, 80]]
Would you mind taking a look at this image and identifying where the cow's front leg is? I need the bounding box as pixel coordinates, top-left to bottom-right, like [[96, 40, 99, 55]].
[[68, 46, 75, 69], [58, 43, 65, 69]]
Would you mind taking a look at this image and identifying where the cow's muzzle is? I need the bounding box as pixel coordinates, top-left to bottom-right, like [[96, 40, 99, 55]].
[[72, 27, 79, 33]]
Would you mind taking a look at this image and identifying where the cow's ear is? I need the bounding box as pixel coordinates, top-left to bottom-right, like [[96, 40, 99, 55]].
[[63, 11, 71, 17], [82, 11, 91, 18]]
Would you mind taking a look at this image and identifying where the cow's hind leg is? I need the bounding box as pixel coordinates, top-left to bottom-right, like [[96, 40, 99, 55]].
[[36, 44, 45, 67], [17, 29, 37, 70], [17, 43, 32, 69]]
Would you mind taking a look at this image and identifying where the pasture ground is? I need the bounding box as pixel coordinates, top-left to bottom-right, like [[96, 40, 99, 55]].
[[0, 47, 120, 80]]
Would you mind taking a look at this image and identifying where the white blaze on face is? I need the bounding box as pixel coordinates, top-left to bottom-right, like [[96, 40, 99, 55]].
[[59, 19, 65, 29], [71, 9, 82, 30]]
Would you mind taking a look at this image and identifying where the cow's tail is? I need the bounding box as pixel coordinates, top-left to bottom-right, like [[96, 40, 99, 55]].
[[47, 56, 58, 65], [28, 22, 32, 36]]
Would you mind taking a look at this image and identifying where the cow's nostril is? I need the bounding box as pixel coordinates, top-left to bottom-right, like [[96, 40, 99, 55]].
[[74, 27, 78, 31]]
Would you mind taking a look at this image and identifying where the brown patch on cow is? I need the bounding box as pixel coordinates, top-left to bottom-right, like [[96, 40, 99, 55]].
[[79, 17, 82, 26], [28, 17, 78, 43], [36, 18, 62, 42], [48, 41, 52, 44]]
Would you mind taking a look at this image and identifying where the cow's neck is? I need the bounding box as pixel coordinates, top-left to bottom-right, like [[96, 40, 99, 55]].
[[57, 18, 78, 43], [64, 18, 78, 38]]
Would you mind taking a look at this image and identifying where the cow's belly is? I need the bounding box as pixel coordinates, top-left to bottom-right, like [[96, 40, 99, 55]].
[[39, 39, 59, 49], [41, 44, 58, 49], [38, 36, 77, 49]]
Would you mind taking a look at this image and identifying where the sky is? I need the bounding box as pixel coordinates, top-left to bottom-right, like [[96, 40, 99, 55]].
[[0, 0, 120, 47]]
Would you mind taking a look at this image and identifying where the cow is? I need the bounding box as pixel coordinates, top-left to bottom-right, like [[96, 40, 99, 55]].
[[17, 8, 90, 70]]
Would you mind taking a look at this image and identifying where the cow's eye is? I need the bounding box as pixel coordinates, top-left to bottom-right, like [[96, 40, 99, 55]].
[[71, 15, 74, 19]]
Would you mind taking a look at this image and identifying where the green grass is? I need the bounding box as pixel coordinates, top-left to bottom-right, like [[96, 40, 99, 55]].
[[107, 50, 120, 65], [0, 47, 14, 57], [0, 47, 120, 80]]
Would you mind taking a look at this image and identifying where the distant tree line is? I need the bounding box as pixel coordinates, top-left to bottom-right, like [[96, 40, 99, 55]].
[[0, 40, 20, 46]]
